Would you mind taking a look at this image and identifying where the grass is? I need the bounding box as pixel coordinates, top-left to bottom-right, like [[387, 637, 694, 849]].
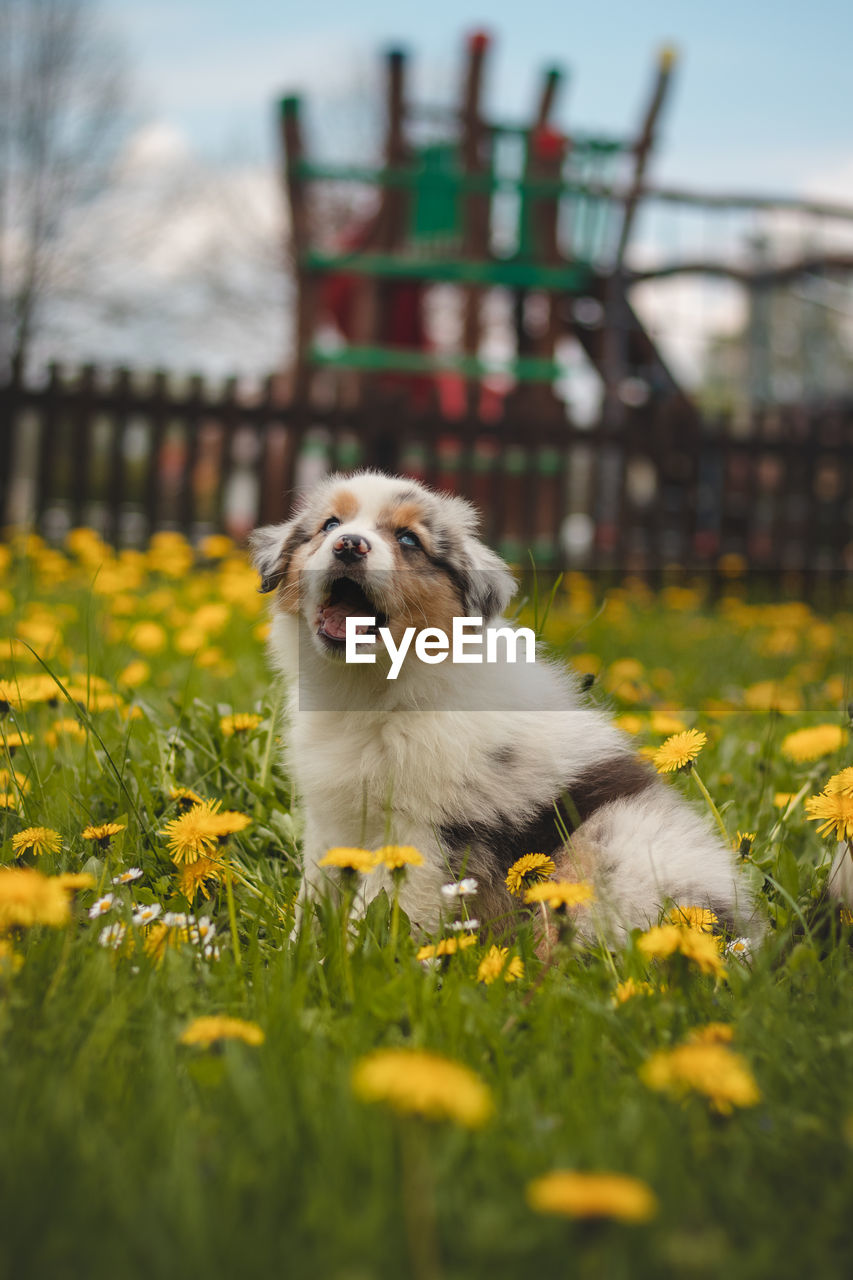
[[1, 531, 852, 1280]]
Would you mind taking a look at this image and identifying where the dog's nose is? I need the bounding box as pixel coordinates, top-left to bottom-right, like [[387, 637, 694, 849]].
[[332, 532, 371, 563]]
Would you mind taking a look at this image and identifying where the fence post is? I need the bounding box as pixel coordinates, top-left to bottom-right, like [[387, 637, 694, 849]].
[[106, 367, 131, 545], [0, 357, 23, 530], [70, 364, 96, 529]]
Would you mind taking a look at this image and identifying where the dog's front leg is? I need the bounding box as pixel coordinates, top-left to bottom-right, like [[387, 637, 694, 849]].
[[295, 817, 452, 936]]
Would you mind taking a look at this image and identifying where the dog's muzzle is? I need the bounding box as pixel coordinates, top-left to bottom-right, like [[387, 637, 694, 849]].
[[333, 533, 371, 564]]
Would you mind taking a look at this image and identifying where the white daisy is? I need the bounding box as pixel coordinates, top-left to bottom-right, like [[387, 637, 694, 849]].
[[449, 918, 480, 932], [88, 893, 115, 919], [112, 867, 143, 885], [441, 878, 479, 899], [202, 943, 221, 961], [162, 911, 193, 928], [131, 903, 162, 926], [98, 922, 127, 949], [191, 917, 216, 945]]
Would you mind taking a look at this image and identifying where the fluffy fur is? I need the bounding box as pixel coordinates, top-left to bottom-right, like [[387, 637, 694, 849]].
[[251, 470, 760, 942]]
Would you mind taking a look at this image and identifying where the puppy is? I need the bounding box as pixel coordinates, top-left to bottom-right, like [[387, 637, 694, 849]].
[[251, 470, 759, 942]]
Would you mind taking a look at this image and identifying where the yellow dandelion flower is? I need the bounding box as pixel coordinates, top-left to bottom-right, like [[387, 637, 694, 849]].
[[0, 868, 71, 928], [825, 767, 853, 796], [0, 680, 19, 711], [477, 945, 524, 984], [66, 686, 124, 713], [352, 1048, 493, 1128], [220, 713, 263, 737], [1, 730, 32, 752], [640, 1041, 760, 1114], [649, 712, 687, 735], [55, 871, 96, 892], [161, 806, 219, 864], [805, 791, 853, 842], [773, 792, 797, 809], [192, 603, 230, 635], [637, 924, 726, 979], [571, 653, 601, 677], [317, 847, 377, 874], [0, 791, 19, 811], [781, 724, 846, 764], [671, 928, 727, 978], [703, 698, 737, 720], [161, 800, 250, 865], [653, 729, 707, 774], [524, 879, 595, 909], [180, 1015, 264, 1048], [688, 1023, 734, 1045], [612, 978, 655, 1004], [45, 717, 87, 748], [143, 922, 172, 963], [82, 821, 126, 844], [174, 629, 205, 655], [117, 660, 150, 689], [203, 808, 251, 839], [0, 768, 30, 796], [11, 827, 61, 858], [526, 1170, 658, 1223], [0, 674, 57, 710], [615, 714, 645, 736], [637, 923, 682, 959], [606, 658, 645, 684], [141, 913, 196, 962], [734, 831, 756, 855], [667, 905, 718, 933], [129, 621, 167, 655], [177, 856, 224, 900], [416, 935, 478, 961], [200, 534, 235, 560], [169, 786, 204, 808], [743, 681, 802, 716], [374, 845, 425, 871], [824, 675, 846, 705], [505, 853, 557, 897]]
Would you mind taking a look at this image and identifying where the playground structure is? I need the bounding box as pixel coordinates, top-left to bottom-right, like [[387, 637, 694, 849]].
[[279, 32, 689, 426], [278, 32, 853, 426]]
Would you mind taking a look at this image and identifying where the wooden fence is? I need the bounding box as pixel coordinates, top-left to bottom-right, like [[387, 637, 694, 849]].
[[1, 362, 852, 594]]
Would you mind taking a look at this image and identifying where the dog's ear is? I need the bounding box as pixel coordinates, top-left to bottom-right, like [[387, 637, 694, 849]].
[[457, 536, 517, 620], [436, 494, 517, 620], [248, 518, 306, 595]]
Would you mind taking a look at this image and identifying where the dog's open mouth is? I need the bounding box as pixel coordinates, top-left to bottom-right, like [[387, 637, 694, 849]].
[[315, 576, 387, 651]]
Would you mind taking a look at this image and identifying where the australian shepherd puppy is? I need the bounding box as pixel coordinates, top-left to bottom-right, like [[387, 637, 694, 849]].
[[251, 470, 759, 942]]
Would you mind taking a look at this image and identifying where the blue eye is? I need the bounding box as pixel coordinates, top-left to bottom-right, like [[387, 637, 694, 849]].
[[397, 529, 420, 548], [322, 517, 341, 533]]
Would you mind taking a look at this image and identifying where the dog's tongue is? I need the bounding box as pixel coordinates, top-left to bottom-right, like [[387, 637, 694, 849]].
[[320, 603, 374, 641]]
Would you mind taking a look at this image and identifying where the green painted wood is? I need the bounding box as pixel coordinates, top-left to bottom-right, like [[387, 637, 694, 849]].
[[294, 159, 620, 200], [411, 143, 464, 242], [309, 343, 575, 384], [303, 249, 590, 291]]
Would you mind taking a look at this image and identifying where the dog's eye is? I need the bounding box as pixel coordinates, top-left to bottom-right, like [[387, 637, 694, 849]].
[[397, 529, 420, 549], [322, 517, 341, 533]]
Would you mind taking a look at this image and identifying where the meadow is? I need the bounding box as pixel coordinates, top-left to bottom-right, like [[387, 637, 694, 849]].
[[1, 528, 852, 1280]]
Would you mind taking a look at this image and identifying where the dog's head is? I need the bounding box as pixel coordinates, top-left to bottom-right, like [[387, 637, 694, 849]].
[[250, 471, 516, 660]]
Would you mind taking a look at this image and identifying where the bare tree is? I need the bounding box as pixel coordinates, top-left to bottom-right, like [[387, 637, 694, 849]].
[[0, 0, 129, 373]]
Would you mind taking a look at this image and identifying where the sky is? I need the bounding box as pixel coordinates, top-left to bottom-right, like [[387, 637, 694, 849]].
[[104, 0, 853, 197]]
